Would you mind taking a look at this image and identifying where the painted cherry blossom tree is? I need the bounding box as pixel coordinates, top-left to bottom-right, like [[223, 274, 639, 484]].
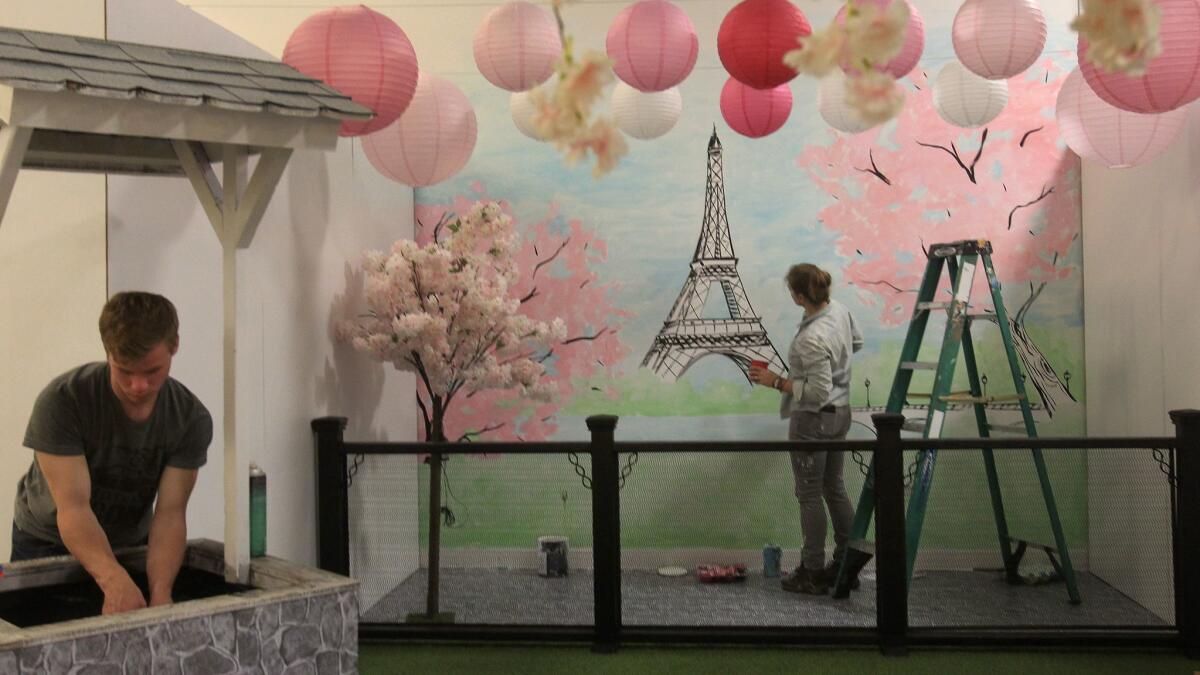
[[413, 182, 631, 441], [797, 61, 1080, 412]]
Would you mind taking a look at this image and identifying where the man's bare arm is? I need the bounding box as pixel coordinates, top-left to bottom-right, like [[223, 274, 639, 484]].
[[147, 466, 198, 607], [36, 451, 146, 614]]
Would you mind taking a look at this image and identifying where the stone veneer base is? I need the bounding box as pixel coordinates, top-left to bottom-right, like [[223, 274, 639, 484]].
[[0, 539, 358, 674]]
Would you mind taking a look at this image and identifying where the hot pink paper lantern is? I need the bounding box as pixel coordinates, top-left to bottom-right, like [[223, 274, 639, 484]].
[[720, 77, 792, 138], [1079, 0, 1200, 113], [473, 1, 562, 92], [283, 5, 419, 137], [718, 0, 811, 90], [953, 0, 1046, 80], [1056, 69, 1187, 168], [361, 73, 478, 187], [607, 0, 699, 92], [835, 0, 925, 79]]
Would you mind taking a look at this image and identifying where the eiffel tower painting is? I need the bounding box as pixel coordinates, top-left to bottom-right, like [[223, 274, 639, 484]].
[[642, 129, 787, 384]]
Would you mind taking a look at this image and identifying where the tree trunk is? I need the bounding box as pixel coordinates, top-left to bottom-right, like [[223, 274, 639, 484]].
[[425, 416, 446, 618]]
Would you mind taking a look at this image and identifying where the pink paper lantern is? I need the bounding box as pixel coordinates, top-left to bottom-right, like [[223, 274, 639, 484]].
[[473, 1, 562, 92], [835, 0, 925, 79], [283, 5, 419, 137], [1079, 0, 1200, 113], [720, 77, 793, 138], [606, 0, 699, 92], [718, 0, 811, 90], [362, 73, 478, 187], [1056, 69, 1187, 168], [953, 0, 1046, 80]]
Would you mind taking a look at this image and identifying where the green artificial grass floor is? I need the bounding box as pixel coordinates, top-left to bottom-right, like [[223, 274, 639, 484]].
[[359, 644, 1197, 675]]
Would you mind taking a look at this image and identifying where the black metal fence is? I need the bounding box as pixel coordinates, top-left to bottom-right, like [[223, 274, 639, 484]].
[[312, 410, 1200, 657]]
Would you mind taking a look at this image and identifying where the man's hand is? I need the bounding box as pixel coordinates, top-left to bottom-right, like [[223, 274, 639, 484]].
[[99, 569, 147, 614], [749, 366, 779, 388]]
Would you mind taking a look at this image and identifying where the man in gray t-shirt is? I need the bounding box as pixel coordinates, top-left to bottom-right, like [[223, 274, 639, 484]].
[[10, 292, 211, 616]]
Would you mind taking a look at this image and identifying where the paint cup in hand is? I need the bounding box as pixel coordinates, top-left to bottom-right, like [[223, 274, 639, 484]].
[[749, 360, 768, 371]]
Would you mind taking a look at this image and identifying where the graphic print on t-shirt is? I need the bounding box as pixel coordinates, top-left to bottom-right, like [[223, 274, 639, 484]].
[[89, 442, 164, 537]]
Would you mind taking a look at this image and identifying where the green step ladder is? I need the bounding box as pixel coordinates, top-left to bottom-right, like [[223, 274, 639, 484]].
[[833, 239, 1081, 604]]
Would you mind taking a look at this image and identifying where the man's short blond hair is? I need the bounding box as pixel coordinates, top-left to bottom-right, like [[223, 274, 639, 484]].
[[99, 292, 179, 362]]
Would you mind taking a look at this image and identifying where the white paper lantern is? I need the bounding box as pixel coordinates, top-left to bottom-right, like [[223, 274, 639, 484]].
[[818, 72, 874, 133], [952, 0, 1046, 80], [611, 82, 683, 139], [1056, 68, 1187, 168], [509, 89, 547, 140], [932, 61, 1009, 127]]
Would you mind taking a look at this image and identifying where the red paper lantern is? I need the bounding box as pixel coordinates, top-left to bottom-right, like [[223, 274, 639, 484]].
[[283, 5, 419, 137], [718, 0, 811, 90], [720, 77, 792, 138]]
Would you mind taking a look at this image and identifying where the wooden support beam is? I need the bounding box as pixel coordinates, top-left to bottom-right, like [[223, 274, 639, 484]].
[[0, 124, 32, 229], [171, 140, 223, 236], [233, 148, 292, 249]]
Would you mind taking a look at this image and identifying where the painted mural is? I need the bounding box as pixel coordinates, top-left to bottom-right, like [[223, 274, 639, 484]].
[[407, 8, 1087, 552]]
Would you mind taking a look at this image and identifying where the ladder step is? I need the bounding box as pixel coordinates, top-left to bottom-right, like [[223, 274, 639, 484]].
[[907, 390, 970, 399], [1009, 537, 1058, 554], [941, 393, 1025, 404], [988, 423, 1033, 434], [900, 361, 938, 370], [901, 419, 926, 433], [916, 301, 951, 311]]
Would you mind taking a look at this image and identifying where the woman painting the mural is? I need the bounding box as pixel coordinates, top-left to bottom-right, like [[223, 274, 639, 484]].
[[750, 263, 863, 595]]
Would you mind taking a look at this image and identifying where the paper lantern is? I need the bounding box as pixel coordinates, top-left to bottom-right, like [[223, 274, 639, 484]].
[[509, 90, 547, 141], [362, 73, 478, 187], [818, 72, 874, 133], [283, 5, 419, 137], [720, 77, 792, 138], [932, 61, 1009, 127], [953, 0, 1046, 79], [1079, 0, 1200, 114], [1056, 68, 1186, 168], [611, 82, 683, 139], [835, 0, 925, 79], [718, 0, 811, 90], [606, 0, 699, 92], [473, 1, 562, 92]]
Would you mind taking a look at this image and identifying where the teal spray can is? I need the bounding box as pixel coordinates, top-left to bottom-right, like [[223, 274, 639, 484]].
[[249, 463, 266, 557]]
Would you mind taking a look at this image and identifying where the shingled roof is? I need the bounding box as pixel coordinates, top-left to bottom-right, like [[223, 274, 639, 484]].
[[0, 25, 373, 121]]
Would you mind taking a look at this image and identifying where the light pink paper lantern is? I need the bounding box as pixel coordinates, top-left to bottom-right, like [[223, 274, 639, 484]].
[[1056, 69, 1187, 168], [283, 5, 419, 137], [720, 77, 792, 138], [473, 1, 562, 92], [1079, 0, 1200, 113], [606, 0, 699, 92], [953, 0, 1046, 80], [362, 73, 478, 187], [835, 0, 924, 79]]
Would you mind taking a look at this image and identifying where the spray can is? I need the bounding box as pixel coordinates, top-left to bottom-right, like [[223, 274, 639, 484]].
[[249, 463, 266, 557]]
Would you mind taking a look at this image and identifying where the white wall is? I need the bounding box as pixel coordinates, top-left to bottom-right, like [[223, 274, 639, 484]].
[[1083, 103, 1200, 621], [0, 0, 107, 562], [104, 0, 420, 602]]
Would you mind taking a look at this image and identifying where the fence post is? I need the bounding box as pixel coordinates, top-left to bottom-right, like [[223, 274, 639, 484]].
[[1169, 409, 1200, 658], [587, 414, 621, 654], [312, 417, 350, 576], [872, 413, 907, 656]]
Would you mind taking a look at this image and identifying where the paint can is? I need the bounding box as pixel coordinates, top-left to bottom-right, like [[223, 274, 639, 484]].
[[762, 544, 782, 578], [249, 463, 266, 557], [538, 536, 569, 577]]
